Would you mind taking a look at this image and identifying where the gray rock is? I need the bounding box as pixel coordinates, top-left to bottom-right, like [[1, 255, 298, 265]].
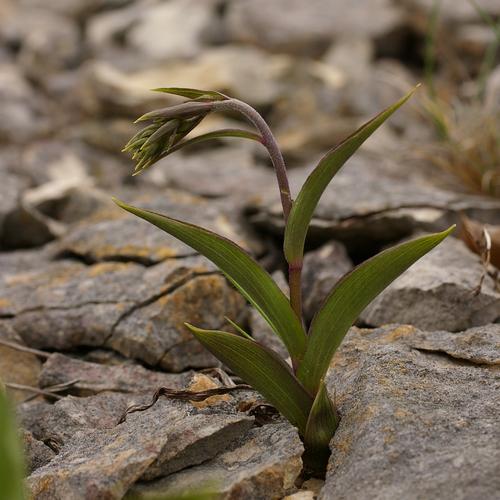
[[126, 0, 219, 63], [302, 240, 353, 321], [321, 324, 500, 500], [361, 236, 500, 331], [248, 154, 500, 250], [1, 255, 246, 370], [39, 353, 193, 395], [2, 7, 80, 79], [0, 322, 42, 403], [0, 64, 50, 143], [140, 146, 275, 201], [28, 398, 254, 499], [226, 0, 403, 55], [128, 421, 304, 500], [249, 271, 289, 360], [22, 430, 55, 473], [54, 190, 259, 264], [18, 0, 130, 19]]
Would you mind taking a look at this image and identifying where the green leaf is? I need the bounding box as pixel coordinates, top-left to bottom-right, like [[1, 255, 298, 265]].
[[113, 199, 307, 363], [157, 129, 262, 159], [297, 226, 455, 393], [153, 87, 227, 101], [302, 381, 338, 474], [284, 87, 418, 265], [185, 325, 313, 433], [0, 388, 26, 500]]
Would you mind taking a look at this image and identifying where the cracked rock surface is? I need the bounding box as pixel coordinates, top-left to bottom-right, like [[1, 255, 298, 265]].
[[323, 324, 500, 500], [2, 0, 500, 497]]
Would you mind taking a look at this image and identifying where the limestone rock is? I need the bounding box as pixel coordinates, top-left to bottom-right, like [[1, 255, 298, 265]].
[[226, 0, 403, 55], [361, 236, 500, 331], [248, 154, 500, 250], [1, 256, 246, 370], [322, 324, 500, 499], [28, 398, 254, 499], [22, 430, 55, 473], [302, 240, 353, 321], [39, 353, 192, 395], [54, 190, 259, 264], [128, 421, 303, 500], [0, 322, 42, 402]]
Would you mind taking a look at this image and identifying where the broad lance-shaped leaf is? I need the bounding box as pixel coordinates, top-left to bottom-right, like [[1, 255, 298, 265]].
[[185, 324, 313, 433], [297, 226, 455, 393], [0, 388, 26, 500], [303, 381, 338, 473], [113, 199, 308, 363], [284, 86, 419, 265]]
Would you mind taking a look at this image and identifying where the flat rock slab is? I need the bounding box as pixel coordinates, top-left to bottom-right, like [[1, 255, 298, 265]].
[[361, 236, 500, 331], [248, 155, 500, 249], [1, 255, 245, 370], [54, 189, 259, 264], [28, 397, 254, 500], [39, 353, 192, 395], [128, 421, 304, 499], [322, 324, 500, 500]]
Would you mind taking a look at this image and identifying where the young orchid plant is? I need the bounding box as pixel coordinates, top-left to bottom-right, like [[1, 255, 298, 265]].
[[114, 87, 454, 472]]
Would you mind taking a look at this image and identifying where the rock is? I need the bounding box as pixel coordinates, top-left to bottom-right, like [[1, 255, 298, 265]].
[[76, 46, 292, 114], [18, 0, 130, 19], [22, 430, 55, 473], [128, 421, 303, 499], [2, 7, 80, 79], [126, 0, 219, 62], [248, 154, 500, 251], [1, 255, 246, 370], [302, 240, 353, 321], [322, 324, 500, 499], [249, 271, 289, 360], [28, 398, 254, 499], [139, 146, 275, 201], [0, 322, 42, 402], [0, 63, 50, 143], [361, 236, 500, 331], [226, 0, 404, 55], [39, 353, 192, 395], [0, 159, 31, 249], [54, 190, 260, 264]]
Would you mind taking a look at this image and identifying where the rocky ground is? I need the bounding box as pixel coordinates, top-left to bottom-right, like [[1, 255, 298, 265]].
[[0, 0, 499, 498]]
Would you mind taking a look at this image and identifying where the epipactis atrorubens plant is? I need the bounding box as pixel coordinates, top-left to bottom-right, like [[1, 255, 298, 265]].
[[114, 86, 454, 472]]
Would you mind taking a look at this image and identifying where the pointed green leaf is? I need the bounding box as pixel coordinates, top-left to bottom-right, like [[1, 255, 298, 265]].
[[186, 324, 313, 433], [298, 226, 455, 393], [153, 87, 227, 101], [303, 381, 338, 474], [0, 388, 26, 500], [113, 199, 307, 363], [284, 87, 418, 265]]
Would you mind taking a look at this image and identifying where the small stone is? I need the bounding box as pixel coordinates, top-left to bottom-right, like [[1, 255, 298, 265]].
[[0, 322, 42, 402], [128, 421, 303, 500], [361, 236, 500, 331], [22, 430, 55, 473]]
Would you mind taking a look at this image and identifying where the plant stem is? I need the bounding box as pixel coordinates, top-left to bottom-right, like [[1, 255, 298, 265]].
[[212, 99, 304, 322], [289, 262, 303, 322], [213, 99, 293, 220]]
